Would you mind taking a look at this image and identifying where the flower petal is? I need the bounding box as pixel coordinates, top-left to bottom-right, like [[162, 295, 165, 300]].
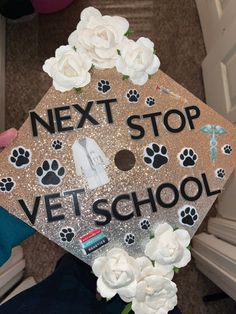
[[92, 256, 107, 277], [80, 6, 102, 22], [154, 262, 174, 274], [174, 248, 191, 268], [97, 277, 117, 299], [137, 37, 154, 50], [174, 229, 190, 248], [118, 280, 137, 302], [154, 223, 173, 237], [131, 72, 148, 85], [146, 55, 160, 75]]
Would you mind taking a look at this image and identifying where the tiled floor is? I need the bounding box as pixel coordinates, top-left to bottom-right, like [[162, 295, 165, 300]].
[[5, 0, 236, 313]]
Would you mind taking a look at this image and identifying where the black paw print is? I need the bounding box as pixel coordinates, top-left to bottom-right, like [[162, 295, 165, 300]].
[[178, 148, 198, 167], [36, 159, 65, 187], [145, 97, 155, 107], [216, 168, 225, 179], [139, 219, 151, 230], [144, 143, 168, 170], [97, 80, 111, 93], [9, 147, 31, 168], [127, 89, 140, 103], [52, 140, 62, 151], [0, 177, 15, 192], [179, 206, 199, 226], [222, 144, 232, 155], [124, 233, 135, 245], [60, 227, 75, 242]]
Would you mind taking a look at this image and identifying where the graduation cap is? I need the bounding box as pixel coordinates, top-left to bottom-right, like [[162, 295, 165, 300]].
[[0, 65, 235, 264], [2, 7, 236, 313]]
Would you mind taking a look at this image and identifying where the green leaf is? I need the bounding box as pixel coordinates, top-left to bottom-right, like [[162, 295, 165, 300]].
[[187, 244, 191, 250], [121, 302, 132, 314], [174, 267, 180, 274], [122, 75, 129, 80], [154, 48, 157, 54], [148, 74, 152, 79], [125, 28, 134, 37], [90, 64, 95, 72], [73, 46, 77, 51], [149, 232, 155, 239], [74, 87, 82, 93], [117, 49, 121, 56]]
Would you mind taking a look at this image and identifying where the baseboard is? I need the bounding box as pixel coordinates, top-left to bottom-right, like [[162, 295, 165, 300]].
[[0, 15, 5, 132], [192, 249, 236, 301]]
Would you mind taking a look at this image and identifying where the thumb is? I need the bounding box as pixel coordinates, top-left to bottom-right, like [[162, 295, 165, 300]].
[[0, 128, 18, 148]]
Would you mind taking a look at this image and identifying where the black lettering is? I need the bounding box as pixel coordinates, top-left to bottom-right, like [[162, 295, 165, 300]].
[[143, 112, 162, 137], [64, 189, 85, 216], [96, 99, 117, 124], [202, 173, 221, 196], [132, 188, 157, 216], [54, 106, 73, 132], [112, 194, 134, 221], [45, 193, 64, 223], [93, 199, 112, 226], [163, 109, 186, 133], [185, 105, 201, 130], [127, 115, 145, 140], [73, 102, 99, 128], [18, 197, 41, 225], [156, 183, 179, 208], [180, 176, 203, 201], [30, 110, 55, 137]]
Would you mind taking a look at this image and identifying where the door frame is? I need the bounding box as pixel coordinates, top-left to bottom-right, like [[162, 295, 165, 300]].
[[0, 15, 5, 132]]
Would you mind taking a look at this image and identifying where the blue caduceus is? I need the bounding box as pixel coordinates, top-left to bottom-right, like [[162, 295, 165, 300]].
[[200, 124, 226, 162]]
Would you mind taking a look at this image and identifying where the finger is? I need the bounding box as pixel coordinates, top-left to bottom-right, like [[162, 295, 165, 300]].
[[0, 128, 18, 148]]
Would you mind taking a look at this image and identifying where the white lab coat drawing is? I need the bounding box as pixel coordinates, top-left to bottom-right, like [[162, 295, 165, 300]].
[[72, 137, 110, 190]]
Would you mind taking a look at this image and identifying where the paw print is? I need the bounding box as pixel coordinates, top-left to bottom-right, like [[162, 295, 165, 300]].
[[145, 97, 155, 107], [36, 159, 65, 187], [9, 147, 31, 168], [178, 206, 199, 226], [124, 233, 135, 245], [144, 143, 168, 170], [60, 227, 75, 242], [215, 168, 225, 179], [222, 144, 232, 155], [139, 219, 151, 230], [52, 140, 62, 151], [178, 148, 198, 167], [126, 89, 140, 103], [97, 80, 111, 94], [0, 177, 15, 193]]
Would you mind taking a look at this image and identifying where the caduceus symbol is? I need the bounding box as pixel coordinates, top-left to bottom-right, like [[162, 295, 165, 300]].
[[200, 124, 226, 162]]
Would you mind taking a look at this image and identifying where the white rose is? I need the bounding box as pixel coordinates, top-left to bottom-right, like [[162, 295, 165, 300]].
[[136, 256, 174, 281], [92, 248, 140, 302], [116, 37, 160, 85], [132, 256, 177, 314], [68, 7, 129, 69], [43, 45, 91, 92], [145, 223, 191, 274]]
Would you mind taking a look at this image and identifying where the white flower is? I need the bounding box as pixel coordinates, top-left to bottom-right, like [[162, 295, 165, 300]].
[[116, 37, 160, 85], [92, 248, 140, 302], [68, 7, 129, 69], [43, 45, 91, 92], [145, 223, 191, 274], [132, 256, 177, 314]]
